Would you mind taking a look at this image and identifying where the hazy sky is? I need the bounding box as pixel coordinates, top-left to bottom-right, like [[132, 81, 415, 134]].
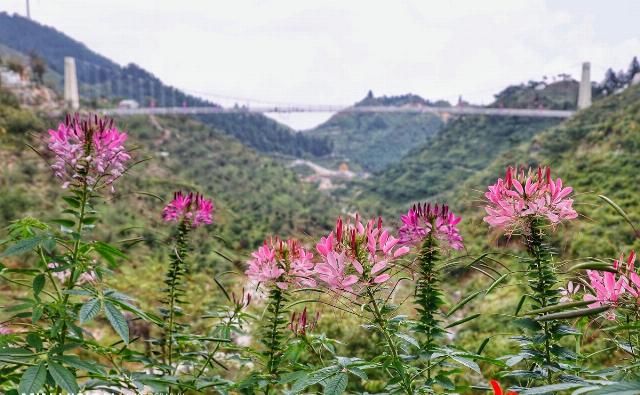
[[3, 1, 640, 128]]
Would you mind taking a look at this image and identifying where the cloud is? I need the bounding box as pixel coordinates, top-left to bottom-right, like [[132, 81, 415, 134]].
[[3, 0, 639, 110]]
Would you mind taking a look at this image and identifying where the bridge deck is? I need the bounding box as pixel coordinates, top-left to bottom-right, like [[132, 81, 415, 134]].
[[96, 105, 575, 118]]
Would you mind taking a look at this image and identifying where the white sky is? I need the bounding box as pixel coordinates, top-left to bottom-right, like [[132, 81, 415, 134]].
[[3, 1, 640, 129]]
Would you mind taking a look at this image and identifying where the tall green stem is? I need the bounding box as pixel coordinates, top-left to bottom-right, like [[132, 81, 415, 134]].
[[58, 176, 90, 355], [366, 287, 413, 394], [415, 232, 445, 381], [164, 221, 190, 368], [525, 217, 559, 384], [263, 286, 287, 394]]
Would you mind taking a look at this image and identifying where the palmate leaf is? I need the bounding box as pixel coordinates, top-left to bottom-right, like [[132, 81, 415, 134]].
[[291, 365, 341, 393], [48, 361, 80, 394], [322, 373, 348, 395], [18, 361, 47, 395], [32, 274, 45, 296], [79, 297, 102, 324], [449, 355, 481, 374], [1, 235, 49, 257], [104, 302, 129, 344]]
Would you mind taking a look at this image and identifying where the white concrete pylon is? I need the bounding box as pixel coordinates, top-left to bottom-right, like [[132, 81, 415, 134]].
[[577, 62, 592, 110], [64, 57, 80, 110]]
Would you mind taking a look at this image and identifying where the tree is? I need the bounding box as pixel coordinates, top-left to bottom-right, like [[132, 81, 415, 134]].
[[628, 56, 640, 82], [29, 51, 46, 85], [602, 68, 619, 95]]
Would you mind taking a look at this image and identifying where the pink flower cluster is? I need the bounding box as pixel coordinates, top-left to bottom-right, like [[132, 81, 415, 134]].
[[245, 216, 411, 295], [583, 251, 638, 320], [484, 166, 578, 233], [48, 114, 131, 190], [398, 203, 463, 250], [47, 262, 98, 285], [245, 238, 316, 290], [315, 216, 409, 292], [162, 191, 214, 228]]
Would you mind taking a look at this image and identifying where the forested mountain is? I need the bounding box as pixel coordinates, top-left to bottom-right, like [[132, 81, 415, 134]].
[[306, 92, 444, 171], [352, 80, 593, 214], [0, 12, 332, 158]]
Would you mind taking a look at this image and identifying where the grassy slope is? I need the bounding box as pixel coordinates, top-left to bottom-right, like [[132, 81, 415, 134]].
[[354, 115, 560, 215], [309, 110, 443, 172]]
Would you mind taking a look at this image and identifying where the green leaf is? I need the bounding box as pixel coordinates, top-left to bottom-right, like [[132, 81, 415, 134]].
[[79, 298, 102, 324], [1, 235, 48, 257], [450, 355, 481, 374], [32, 274, 45, 296], [81, 216, 99, 225], [520, 382, 584, 394], [513, 317, 542, 331], [59, 355, 106, 374], [50, 219, 76, 228], [447, 290, 481, 317], [62, 196, 81, 208], [104, 302, 129, 343], [32, 305, 43, 323], [477, 337, 491, 355], [514, 294, 528, 316], [322, 373, 348, 395], [292, 366, 341, 393], [48, 361, 79, 394], [18, 361, 47, 395], [395, 332, 419, 348], [535, 305, 611, 322], [26, 333, 42, 351], [445, 313, 481, 329]]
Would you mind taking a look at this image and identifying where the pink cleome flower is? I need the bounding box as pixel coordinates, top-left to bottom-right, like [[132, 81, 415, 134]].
[[48, 114, 131, 190], [162, 191, 214, 228], [584, 269, 626, 320], [315, 215, 409, 292], [398, 202, 463, 250], [245, 238, 316, 290], [483, 166, 578, 234]]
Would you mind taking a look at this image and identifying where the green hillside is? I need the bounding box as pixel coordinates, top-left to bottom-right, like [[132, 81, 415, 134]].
[[351, 80, 588, 215], [456, 82, 640, 258], [307, 93, 443, 172], [0, 88, 336, 263]]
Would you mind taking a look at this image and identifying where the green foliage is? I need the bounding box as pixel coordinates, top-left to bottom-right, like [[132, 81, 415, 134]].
[[200, 113, 333, 157], [359, 115, 559, 211], [308, 93, 443, 172]]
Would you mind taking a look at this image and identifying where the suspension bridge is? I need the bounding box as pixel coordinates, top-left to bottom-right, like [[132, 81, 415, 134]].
[[61, 56, 592, 119]]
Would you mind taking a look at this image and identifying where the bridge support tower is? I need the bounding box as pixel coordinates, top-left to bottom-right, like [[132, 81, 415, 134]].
[[64, 57, 80, 110], [577, 62, 591, 110]]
